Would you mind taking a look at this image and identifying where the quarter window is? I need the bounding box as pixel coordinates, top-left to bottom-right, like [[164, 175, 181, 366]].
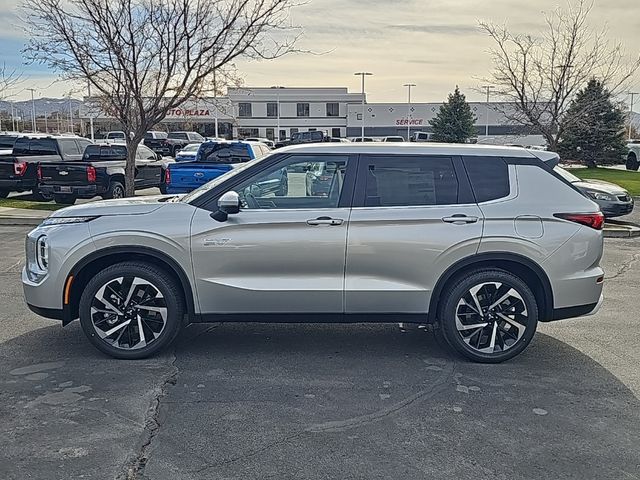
[[463, 156, 510, 202], [362, 156, 459, 207], [59, 139, 80, 156]]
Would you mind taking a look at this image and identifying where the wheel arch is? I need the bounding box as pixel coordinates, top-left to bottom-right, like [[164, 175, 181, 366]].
[[427, 252, 554, 323], [64, 246, 196, 325]]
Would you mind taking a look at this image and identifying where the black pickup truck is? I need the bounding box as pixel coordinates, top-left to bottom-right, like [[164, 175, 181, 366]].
[[0, 135, 92, 200], [144, 131, 205, 157], [38, 142, 174, 204]]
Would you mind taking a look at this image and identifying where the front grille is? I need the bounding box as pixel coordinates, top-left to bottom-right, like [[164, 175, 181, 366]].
[[617, 195, 631, 202]]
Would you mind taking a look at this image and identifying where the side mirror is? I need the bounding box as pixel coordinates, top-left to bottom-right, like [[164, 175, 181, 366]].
[[211, 191, 240, 222]]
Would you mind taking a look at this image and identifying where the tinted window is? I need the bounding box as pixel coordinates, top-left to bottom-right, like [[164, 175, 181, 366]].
[[463, 156, 510, 202], [363, 156, 458, 207], [84, 144, 127, 160], [22, 138, 59, 155], [266, 103, 278, 117], [326, 103, 339, 117], [188, 133, 204, 142], [198, 143, 251, 163], [297, 103, 310, 117], [238, 103, 252, 117], [0, 135, 17, 149]]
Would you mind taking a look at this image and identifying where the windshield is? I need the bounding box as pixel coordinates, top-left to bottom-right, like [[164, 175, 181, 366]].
[[554, 166, 580, 183], [182, 143, 201, 152], [181, 156, 266, 204]]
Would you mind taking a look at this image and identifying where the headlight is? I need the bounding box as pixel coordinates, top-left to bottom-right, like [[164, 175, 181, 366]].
[[25, 234, 49, 282], [586, 191, 615, 202], [41, 216, 97, 227]]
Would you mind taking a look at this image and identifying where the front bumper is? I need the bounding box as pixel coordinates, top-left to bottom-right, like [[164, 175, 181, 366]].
[[39, 184, 104, 199], [598, 198, 634, 218]]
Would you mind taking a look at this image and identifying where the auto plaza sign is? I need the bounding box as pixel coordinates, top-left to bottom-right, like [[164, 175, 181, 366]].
[[167, 108, 213, 118]]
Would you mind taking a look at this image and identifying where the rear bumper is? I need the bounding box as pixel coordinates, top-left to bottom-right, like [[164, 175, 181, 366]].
[[0, 178, 36, 191], [166, 186, 193, 194], [549, 294, 603, 321], [39, 184, 105, 198]]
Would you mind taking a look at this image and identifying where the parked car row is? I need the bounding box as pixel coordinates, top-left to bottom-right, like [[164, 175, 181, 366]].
[[0, 134, 173, 204]]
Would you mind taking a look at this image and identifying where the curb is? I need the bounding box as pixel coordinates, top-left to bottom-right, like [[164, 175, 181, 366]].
[[604, 220, 640, 238], [0, 216, 45, 227]]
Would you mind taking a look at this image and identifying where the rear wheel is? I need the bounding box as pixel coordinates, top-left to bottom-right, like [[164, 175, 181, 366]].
[[79, 262, 185, 359], [437, 269, 538, 363], [53, 194, 77, 205], [626, 152, 639, 171]]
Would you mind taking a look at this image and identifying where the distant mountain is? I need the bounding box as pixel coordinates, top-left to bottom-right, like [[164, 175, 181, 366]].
[[0, 98, 83, 117]]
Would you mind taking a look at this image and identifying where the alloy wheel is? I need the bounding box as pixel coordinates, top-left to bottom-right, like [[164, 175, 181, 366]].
[[113, 186, 125, 198], [90, 276, 168, 350], [454, 282, 528, 354]]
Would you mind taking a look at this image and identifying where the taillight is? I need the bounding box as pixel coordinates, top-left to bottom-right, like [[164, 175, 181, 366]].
[[37, 164, 43, 180], [554, 212, 605, 230], [14, 161, 27, 176], [165, 168, 171, 184], [87, 166, 97, 183]]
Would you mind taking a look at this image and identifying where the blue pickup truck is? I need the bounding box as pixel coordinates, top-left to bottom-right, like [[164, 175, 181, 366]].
[[165, 141, 274, 194]]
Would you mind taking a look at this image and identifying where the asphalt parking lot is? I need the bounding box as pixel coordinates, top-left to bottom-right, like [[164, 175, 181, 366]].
[[1, 225, 639, 480]]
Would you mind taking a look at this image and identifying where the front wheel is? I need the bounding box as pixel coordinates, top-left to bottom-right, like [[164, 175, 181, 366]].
[[79, 262, 185, 359], [437, 269, 538, 363]]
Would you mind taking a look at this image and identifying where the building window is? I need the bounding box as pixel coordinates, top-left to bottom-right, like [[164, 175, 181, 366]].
[[238, 128, 259, 138], [239, 103, 252, 118], [326, 103, 339, 117], [266, 128, 275, 140], [279, 129, 286, 141], [266, 103, 278, 118], [332, 128, 341, 138], [290, 128, 299, 137], [297, 103, 309, 117]]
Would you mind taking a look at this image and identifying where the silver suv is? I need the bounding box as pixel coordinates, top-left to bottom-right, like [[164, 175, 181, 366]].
[[23, 144, 605, 362]]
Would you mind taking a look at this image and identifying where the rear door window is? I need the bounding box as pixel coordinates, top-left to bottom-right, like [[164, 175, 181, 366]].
[[462, 156, 510, 202], [198, 143, 252, 163], [359, 156, 459, 207], [0, 135, 17, 149], [23, 138, 59, 155], [59, 139, 81, 156]]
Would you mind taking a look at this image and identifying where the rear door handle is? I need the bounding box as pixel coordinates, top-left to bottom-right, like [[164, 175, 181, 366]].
[[307, 216, 344, 226], [442, 215, 479, 224]]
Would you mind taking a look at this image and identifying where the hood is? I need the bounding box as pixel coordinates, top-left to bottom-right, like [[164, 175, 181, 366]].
[[573, 179, 628, 195], [49, 194, 172, 218]]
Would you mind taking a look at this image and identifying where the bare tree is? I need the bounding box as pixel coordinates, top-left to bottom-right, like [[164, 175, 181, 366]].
[[480, 0, 640, 151], [23, 0, 303, 195]]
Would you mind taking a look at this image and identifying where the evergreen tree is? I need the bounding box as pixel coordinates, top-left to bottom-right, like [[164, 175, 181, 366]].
[[558, 79, 628, 167], [429, 86, 477, 143]]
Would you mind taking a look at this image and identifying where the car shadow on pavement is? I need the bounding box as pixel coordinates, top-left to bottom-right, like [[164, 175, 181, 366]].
[[1, 322, 640, 480]]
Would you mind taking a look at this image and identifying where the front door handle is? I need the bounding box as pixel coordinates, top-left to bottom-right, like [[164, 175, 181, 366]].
[[307, 216, 344, 226], [442, 215, 479, 224]]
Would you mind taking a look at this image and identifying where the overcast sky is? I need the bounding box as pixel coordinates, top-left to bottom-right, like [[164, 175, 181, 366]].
[[1, 0, 638, 104]]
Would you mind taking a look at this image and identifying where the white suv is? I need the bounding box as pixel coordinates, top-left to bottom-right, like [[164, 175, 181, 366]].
[[23, 143, 604, 362]]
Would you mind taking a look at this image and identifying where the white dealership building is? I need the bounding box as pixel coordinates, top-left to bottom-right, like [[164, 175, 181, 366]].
[[81, 86, 543, 145]]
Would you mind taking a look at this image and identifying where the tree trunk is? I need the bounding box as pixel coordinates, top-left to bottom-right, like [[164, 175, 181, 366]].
[[124, 135, 143, 197]]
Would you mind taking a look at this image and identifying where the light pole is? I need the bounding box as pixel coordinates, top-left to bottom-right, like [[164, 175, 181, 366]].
[[629, 92, 639, 140], [354, 72, 372, 140], [68, 94, 73, 133], [270, 86, 284, 141], [481, 85, 495, 137], [403, 83, 416, 141], [87, 81, 95, 141], [44, 101, 49, 133], [27, 88, 37, 132]]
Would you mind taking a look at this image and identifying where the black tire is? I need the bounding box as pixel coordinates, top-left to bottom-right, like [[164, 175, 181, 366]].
[[32, 189, 53, 202], [53, 194, 77, 205], [0, 189, 8, 199], [626, 153, 639, 171], [105, 180, 125, 199], [79, 262, 185, 359], [437, 269, 538, 363]]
